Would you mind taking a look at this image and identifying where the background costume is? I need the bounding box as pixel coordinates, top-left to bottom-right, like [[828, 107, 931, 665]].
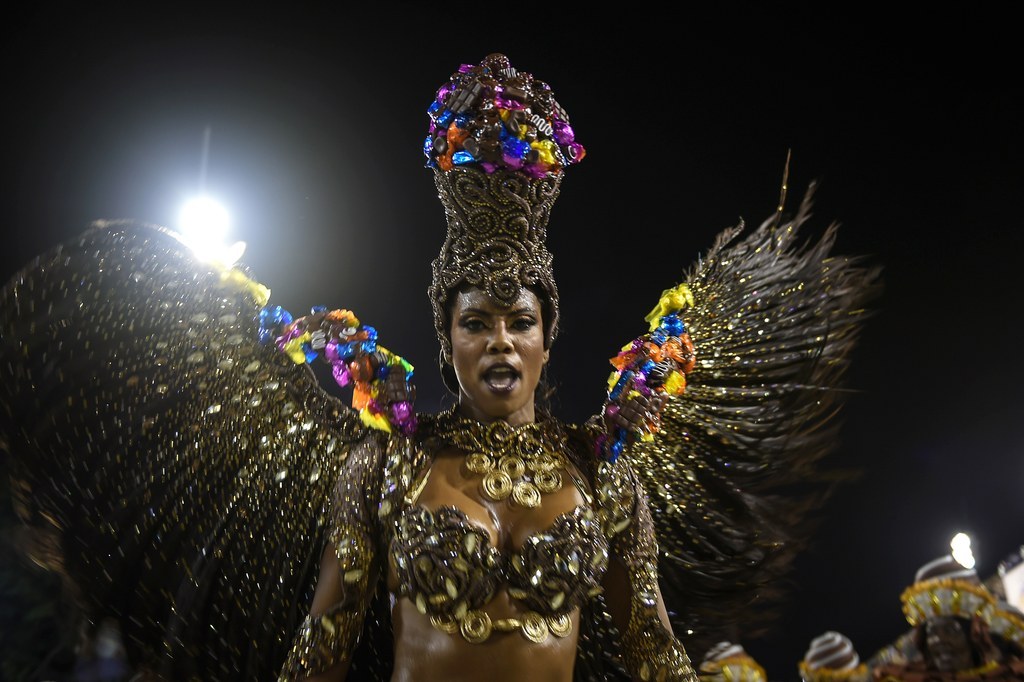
[[0, 55, 878, 680]]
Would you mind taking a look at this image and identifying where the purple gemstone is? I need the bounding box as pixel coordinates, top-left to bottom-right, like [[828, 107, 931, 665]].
[[325, 341, 340, 362], [567, 142, 585, 163], [553, 120, 575, 145], [437, 83, 453, 102], [332, 363, 351, 388], [391, 402, 412, 422], [480, 161, 498, 174], [458, 63, 474, 73], [522, 163, 548, 178], [495, 97, 525, 110], [501, 152, 524, 169]]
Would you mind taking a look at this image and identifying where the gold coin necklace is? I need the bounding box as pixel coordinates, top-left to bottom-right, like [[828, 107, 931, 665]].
[[436, 411, 568, 508]]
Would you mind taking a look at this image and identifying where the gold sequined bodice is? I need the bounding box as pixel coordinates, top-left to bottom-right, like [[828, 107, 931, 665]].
[[386, 410, 608, 644], [390, 503, 608, 614]]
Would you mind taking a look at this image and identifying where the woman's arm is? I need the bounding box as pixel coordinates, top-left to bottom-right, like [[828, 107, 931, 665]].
[[278, 436, 383, 681], [599, 457, 699, 682]]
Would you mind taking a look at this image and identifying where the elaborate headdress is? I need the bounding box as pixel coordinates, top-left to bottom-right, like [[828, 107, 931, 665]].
[[423, 53, 585, 359]]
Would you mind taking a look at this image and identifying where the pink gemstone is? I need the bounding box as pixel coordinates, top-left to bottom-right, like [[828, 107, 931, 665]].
[[332, 363, 351, 388]]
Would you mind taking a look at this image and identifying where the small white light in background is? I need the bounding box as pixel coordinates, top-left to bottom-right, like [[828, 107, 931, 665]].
[[179, 196, 244, 266], [951, 532, 976, 569]]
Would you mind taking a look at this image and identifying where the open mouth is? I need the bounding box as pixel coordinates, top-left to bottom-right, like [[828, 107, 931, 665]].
[[482, 364, 520, 393]]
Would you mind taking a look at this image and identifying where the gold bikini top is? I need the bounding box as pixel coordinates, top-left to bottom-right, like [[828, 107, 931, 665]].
[[387, 410, 608, 644]]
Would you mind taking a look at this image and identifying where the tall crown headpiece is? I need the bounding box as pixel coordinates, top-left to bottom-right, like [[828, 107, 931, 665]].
[[424, 53, 585, 358]]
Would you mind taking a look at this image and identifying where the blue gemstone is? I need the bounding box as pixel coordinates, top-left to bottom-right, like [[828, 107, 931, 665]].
[[503, 137, 529, 158], [609, 370, 634, 400], [302, 344, 318, 363], [311, 305, 327, 314], [452, 151, 475, 165], [437, 110, 453, 126]]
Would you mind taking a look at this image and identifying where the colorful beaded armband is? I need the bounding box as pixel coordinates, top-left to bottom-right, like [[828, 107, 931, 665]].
[[258, 305, 416, 435], [597, 284, 697, 463]]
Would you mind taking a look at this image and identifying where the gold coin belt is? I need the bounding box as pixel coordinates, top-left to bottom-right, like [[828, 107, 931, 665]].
[[430, 610, 573, 644], [435, 411, 569, 508]]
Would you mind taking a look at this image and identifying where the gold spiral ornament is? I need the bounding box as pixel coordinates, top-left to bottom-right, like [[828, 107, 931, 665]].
[[460, 610, 493, 644], [522, 612, 550, 643], [499, 456, 526, 478], [534, 469, 561, 493], [429, 615, 460, 634], [548, 613, 572, 638], [465, 452, 493, 474], [482, 470, 513, 500], [512, 481, 542, 508]]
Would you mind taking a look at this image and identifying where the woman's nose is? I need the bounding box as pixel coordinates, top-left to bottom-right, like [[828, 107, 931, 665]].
[[487, 323, 513, 353]]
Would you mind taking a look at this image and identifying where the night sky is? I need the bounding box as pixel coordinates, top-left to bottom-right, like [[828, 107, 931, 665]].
[[2, 7, 1022, 679]]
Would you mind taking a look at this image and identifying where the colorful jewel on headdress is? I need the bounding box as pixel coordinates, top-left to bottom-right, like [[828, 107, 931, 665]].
[[424, 53, 585, 178], [258, 305, 416, 435], [597, 284, 697, 462]]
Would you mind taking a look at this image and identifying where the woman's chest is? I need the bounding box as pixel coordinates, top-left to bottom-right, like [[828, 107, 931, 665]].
[[411, 449, 592, 552], [384, 432, 609, 619]]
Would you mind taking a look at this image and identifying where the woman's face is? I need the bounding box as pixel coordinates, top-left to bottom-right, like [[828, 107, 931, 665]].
[[449, 287, 548, 426]]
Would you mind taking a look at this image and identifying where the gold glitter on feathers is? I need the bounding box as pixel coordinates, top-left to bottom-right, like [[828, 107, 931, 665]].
[[0, 222, 368, 680], [626, 186, 881, 657]]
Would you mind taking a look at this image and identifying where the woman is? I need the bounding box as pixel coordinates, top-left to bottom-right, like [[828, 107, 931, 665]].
[[281, 283, 688, 681], [0, 54, 876, 680]]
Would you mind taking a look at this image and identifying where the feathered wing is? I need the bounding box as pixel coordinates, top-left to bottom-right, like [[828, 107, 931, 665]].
[[0, 222, 369, 680], [625, 188, 880, 658]]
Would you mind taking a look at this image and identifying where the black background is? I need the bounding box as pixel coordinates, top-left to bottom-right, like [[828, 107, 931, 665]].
[[2, 6, 1022, 679]]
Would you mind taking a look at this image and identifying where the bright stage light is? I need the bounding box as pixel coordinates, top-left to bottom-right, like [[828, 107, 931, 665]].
[[178, 196, 245, 266], [951, 532, 976, 569]]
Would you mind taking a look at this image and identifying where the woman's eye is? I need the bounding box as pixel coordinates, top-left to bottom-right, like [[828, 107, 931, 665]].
[[512, 318, 537, 331], [461, 318, 485, 331]]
